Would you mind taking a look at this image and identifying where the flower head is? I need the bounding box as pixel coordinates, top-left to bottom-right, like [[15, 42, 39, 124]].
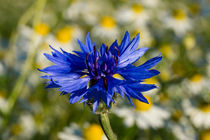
[[38, 31, 162, 114]]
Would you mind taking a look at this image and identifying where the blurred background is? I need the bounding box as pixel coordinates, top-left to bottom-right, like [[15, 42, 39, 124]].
[[0, 0, 210, 139]]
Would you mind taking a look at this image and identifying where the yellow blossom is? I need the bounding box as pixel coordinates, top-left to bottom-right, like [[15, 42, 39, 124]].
[[132, 4, 143, 14], [173, 10, 186, 21], [56, 26, 73, 43], [34, 23, 50, 36], [189, 74, 203, 83], [100, 16, 116, 28], [84, 124, 104, 140], [159, 44, 173, 59], [200, 130, 210, 140], [134, 96, 152, 111]]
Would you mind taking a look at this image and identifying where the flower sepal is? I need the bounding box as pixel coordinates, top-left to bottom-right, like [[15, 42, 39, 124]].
[[87, 100, 110, 115]]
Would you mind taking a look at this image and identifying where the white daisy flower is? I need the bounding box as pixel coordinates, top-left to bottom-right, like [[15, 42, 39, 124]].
[[168, 117, 196, 140], [159, 44, 177, 60], [159, 66, 172, 82], [64, 1, 101, 25], [187, 47, 203, 65], [47, 25, 84, 52], [18, 114, 36, 139], [10, 23, 50, 71], [116, 2, 149, 27], [183, 34, 196, 50], [181, 74, 210, 95], [91, 16, 119, 41], [164, 9, 192, 36], [183, 99, 210, 129], [83, 124, 107, 140], [140, 0, 160, 8], [7, 113, 36, 140], [20, 23, 50, 47], [36, 25, 84, 68], [58, 123, 83, 140], [166, 83, 185, 98], [58, 123, 107, 140], [114, 96, 170, 129]]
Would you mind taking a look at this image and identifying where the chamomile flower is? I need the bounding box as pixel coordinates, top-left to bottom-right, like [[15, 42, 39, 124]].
[[140, 0, 160, 8], [14, 23, 50, 71], [91, 16, 119, 40], [64, 0, 101, 25], [159, 44, 176, 60], [164, 9, 192, 36], [116, 2, 149, 26], [182, 74, 210, 95], [114, 96, 170, 129], [34, 23, 50, 36], [83, 124, 107, 140], [18, 114, 36, 139], [168, 117, 196, 140], [47, 25, 84, 52], [159, 67, 171, 82], [37, 25, 84, 67], [58, 123, 107, 140], [58, 123, 83, 140], [7, 114, 36, 140], [183, 34, 196, 50], [183, 99, 210, 129]]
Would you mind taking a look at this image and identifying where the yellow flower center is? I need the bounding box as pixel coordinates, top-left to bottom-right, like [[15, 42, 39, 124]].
[[134, 96, 152, 111], [160, 69, 170, 82], [173, 10, 186, 21], [189, 3, 200, 15], [199, 104, 210, 113], [100, 16, 116, 28], [159, 44, 173, 58], [183, 34, 195, 50], [34, 23, 50, 36], [131, 4, 143, 14], [56, 26, 73, 43], [189, 74, 203, 83], [200, 130, 210, 140], [11, 124, 22, 135], [143, 77, 158, 85], [0, 90, 6, 98], [112, 73, 124, 80], [171, 110, 182, 122], [84, 124, 104, 140]]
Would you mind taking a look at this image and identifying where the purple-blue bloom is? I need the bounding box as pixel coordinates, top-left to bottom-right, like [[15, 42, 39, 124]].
[[38, 31, 162, 114]]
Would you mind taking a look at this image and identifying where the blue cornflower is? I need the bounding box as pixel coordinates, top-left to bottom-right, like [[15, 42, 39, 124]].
[[38, 31, 162, 114]]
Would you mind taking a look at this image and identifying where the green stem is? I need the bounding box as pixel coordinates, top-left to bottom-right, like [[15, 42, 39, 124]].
[[3, 0, 47, 118], [98, 113, 117, 140], [5, 1, 39, 68]]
